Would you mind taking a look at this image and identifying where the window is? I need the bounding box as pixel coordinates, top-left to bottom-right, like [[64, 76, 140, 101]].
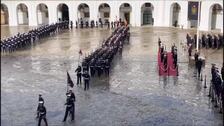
[[84, 12, 89, 17], [104, 12, 109, 18]]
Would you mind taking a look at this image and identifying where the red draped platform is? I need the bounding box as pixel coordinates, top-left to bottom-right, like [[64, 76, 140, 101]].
[[158, 50, 178, 76]]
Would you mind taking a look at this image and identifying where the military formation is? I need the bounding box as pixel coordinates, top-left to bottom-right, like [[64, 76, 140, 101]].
[[185, 33, 223, 115], [186, 33, 223, 56], [209, 64, 224, 114], [1, 21, 69, 53], [75, 26, 130, 91], [75, 18, 127, 29], [34, 25, 130, 125]]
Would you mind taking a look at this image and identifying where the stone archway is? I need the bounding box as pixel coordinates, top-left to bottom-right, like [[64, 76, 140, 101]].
[[209, 4, 223, 30], [119, 3, 132, 24], [77, 3, 90, 22], [57, 3, 69, 21], [1, 4, 9, 25], [141, 3, 154, 26], [98, 3, 110, 24], [170, 3, 181, 27], [17, 3, 29, 25], [37, 3, 49, 25]]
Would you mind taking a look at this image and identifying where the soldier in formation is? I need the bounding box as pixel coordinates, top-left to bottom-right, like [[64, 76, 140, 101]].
[[186, 33, 223, 50], [1, 21, 69, 54], [75, 26, 130, 90]]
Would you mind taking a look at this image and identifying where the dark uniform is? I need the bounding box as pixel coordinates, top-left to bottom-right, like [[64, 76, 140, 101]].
[[196, 58, 203, 77], [37, 102, 48, 126], [63, 94, 74, 122], [37, 94, 45, 118], [70, 21, 73, 29], [221, 65, 224, 80], [75, 66, 82, 85], [82, 71, 90, 91], [163, 53, 168, 72]]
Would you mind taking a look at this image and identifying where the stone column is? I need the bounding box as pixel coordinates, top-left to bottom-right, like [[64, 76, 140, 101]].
[[48, 4, 57, 24], [8, 3, 18, 26], [28, 4, 38, 26]]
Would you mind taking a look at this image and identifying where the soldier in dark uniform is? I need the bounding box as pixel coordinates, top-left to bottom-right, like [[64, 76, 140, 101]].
[[160, 45, 164, 62], [75, 21, 78, 28], [75, 66, 82, 85], [85, 21, 89, 28], [96, 21, 98, 28], [196, 58, 203, 78], [37, 101, 48, 126], [82, 71, 90, 91], [36, 94, 45, 118], [70, 21, 73, 29], [90, 60, 96, 77], [63, 93, 74, 122], [221, 64, 224, 80], [111, 21, 114, 29], [105, 60, 110, 76], [91, 20, 94, 28], [163, 52, 168, 72], [194, 51, 199, 68], [173, 51, 177, 68], [158, 38, 161, 47], [80, 19, 84, 28]]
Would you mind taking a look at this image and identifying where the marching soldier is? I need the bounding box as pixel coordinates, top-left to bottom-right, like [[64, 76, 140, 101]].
[[75, 66, 82, 85], [63, 93, 74, 122], [37, 101, 48, 126], [36, 94, 44, 118], [82, 71, 90, 91]]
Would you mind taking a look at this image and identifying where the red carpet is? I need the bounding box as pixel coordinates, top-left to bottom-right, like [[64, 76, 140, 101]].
[[158, 50, 178, 76]]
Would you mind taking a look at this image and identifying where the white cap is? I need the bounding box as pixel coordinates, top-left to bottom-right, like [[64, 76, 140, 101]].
[[39, 101, 44, 104]]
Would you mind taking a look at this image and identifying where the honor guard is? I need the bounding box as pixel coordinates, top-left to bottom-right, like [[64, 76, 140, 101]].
[[70, 21, 73, 29], [82, 71, 90, 91], [36, 94, 45, 118], [75, 66, 82, 85], [196, 58, 203, 78], [63, 93, 74, 122], [37, 101, 48, 126]]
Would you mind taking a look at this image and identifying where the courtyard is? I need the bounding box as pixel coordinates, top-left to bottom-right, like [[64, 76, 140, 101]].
[[1, 26, 223, 126]]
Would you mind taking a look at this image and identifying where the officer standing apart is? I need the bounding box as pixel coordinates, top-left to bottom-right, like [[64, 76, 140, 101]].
[[82, 71, 90, 91], [75, 66, 82, 85], [196, 58, 203, 78], [63, 93, 74, 122], [37, 101, 48, 126]]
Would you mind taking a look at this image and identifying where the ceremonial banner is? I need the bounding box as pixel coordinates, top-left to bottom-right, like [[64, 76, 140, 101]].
[[188, 1, 199, 20], [67, 71, 74, 88]]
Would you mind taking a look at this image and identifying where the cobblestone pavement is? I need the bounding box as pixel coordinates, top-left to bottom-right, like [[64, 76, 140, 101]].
[[1, 26, 223, 126]]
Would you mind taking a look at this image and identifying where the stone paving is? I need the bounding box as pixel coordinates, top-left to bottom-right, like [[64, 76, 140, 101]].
[[1, 26, 223, 126]]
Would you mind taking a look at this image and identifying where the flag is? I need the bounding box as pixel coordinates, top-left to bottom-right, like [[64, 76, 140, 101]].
[[67, 71, 74, 88], [79, 49, 82, 55], [188, 1, 200, 20]]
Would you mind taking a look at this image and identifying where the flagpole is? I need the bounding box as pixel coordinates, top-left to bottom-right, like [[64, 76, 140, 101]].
[[78, 54, 80, 66], [196, 0, 201, 51], [66, 71, 68, 93]]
